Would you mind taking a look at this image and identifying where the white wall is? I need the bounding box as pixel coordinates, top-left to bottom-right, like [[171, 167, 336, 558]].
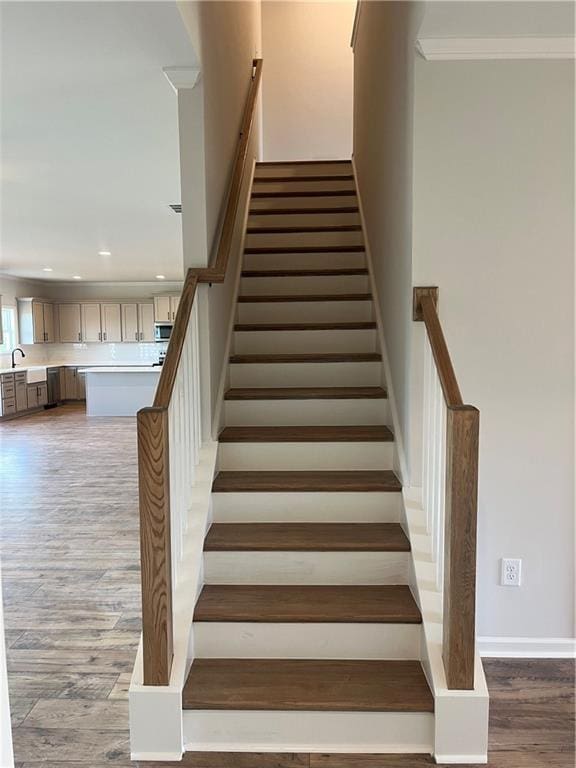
[[352, 1, 424, 480], [262, 1, 355, 161], [178, 1, 262, 430], [412, 58, 575, 640]]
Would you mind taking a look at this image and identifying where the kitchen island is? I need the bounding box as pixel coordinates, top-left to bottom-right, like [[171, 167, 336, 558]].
[[79, 367, 161, 417]]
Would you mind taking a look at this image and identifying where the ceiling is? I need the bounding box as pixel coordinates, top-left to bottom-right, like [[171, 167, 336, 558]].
[[419, 1, 575, 39], [0, 1, 198, 283]]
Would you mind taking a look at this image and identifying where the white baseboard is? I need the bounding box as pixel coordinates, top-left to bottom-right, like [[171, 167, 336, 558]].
[[131, 753, 183, 762], [478, 636, 576, 658]]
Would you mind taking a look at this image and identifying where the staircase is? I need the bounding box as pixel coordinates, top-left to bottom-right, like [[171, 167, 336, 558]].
[[182, 160, 435, 753]]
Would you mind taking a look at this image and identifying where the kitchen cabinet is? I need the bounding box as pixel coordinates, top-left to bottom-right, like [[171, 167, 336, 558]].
[[101, 303, 122, 343], [58, 304, 82, 343], [81, 304, 102, 343], [154, 295, 180, 323], [63, 367, 85, 400], [18, 299, 55, 343], [138, 303, 155, 342], [122, 303, 155, 342], [15, 372, 27, 411], [122, 304, 139, 342]]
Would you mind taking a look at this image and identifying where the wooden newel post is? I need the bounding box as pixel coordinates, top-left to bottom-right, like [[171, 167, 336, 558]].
[[443, 405, 479, 690], [137, 406, 174, 686]]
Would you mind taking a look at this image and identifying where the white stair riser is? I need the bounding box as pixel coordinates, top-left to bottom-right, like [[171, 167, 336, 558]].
[[212, 491, 401, 523], [245, 232, 363, 251], [239, 274, 369, 295], [204, 551, 409, 585], [183, 710, 434, 753], [243, 252, 366, 270], [218, 442, 394, 471], [254, 163, 352, 178], [248, 212, 360, 228], [224, 399, 389, 426], [233, 329, 377, 354], [237, 300, 372, 324], [250, 195, 357, 211], [194, 622, 420, 660], [230, 361, 381, 387], [252, 180, 356, 194]]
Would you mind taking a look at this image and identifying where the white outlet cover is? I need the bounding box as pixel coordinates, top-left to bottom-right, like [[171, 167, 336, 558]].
[[501, 558, 522, 586]]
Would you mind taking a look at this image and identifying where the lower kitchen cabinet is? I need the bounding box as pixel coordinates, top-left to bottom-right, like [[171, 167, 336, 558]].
[[63, 367, 85, 400], [27, 383, 48, 410]]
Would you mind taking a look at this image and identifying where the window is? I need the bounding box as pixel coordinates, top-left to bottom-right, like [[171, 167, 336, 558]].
[[0, 306, 18, 352]]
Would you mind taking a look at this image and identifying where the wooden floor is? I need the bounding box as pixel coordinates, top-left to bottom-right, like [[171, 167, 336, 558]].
[[1, 405, 574, 767]]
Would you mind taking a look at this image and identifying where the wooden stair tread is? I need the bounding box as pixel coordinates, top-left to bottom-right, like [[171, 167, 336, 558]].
[[244, 245, 365, 254], [229, 353, 381, 364], [212, 470, 401, 492], [256, 160, 352, 166], [224, 386, 387, 400], [218, 425, 394, 443], [251, 190, 356, 199], [249, 206, 359, 215], [194, 585, 421, 624], [204, 523, 410, 552], [183, 659, 433, 712], [234, 322, 376, 331], [237, 294, 371, 303], [253, 175, 355, 184], [247, 224, 362, 234], [241, 269, 368, 277]]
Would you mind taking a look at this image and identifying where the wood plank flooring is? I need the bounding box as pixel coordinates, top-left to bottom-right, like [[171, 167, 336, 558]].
[[1, 405, 574, 767]]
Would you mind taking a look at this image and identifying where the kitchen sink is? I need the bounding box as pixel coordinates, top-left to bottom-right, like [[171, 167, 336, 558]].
[[26, 366, 48, 383]]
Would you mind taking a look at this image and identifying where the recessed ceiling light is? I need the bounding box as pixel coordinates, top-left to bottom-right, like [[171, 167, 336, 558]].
[[98, 250, 112, 256], [42, 267, 53, 272], [72, 275, 82, 280], [156, 275, 166, 280]]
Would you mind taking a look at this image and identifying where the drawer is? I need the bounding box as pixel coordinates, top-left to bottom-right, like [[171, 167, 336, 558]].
[[15, 371, 27, 382], [2, 397, 16, 415], [1, 373, 15, 385], [2, 383, 15, 397]]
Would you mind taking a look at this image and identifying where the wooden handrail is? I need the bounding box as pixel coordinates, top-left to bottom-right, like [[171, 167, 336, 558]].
[[413, 288, 462, 407], [414, 286, 479, 690], [138, 58, 263, 686]]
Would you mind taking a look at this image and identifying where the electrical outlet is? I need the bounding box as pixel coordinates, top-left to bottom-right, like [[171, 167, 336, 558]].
[[501, 558, 522, 587]]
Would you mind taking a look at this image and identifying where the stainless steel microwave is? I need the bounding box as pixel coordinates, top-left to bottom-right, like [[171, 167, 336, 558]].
[[154, 323, 173, 342]]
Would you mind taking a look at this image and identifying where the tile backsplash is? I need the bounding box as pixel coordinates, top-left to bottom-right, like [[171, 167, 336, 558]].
[[0, 342, 166, 370]]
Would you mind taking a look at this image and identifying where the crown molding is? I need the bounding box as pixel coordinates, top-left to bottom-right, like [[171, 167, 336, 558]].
[[416, 36, 576, 61], [162, 66, 201, 92]]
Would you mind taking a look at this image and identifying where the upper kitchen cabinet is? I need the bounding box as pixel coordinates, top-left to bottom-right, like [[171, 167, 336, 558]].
[[17, 299, 55, 343], [101, 303, 122, 342], [138, 303, 155, 341], [121, 303, 155, 342], [58, 303, 82, 342], [81, 304, 101, 342], [154, 295, 180, 323]]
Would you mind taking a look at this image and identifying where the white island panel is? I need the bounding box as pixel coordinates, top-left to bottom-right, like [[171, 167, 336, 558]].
[[80, 367, 161, 417]]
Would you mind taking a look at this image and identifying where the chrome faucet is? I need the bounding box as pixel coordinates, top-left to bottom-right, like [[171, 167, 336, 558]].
[[11, 348, 25, 369]]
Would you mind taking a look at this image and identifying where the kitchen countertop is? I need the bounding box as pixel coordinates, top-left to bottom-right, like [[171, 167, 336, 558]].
[[0, 363, 158, 375], [79, 367, 161, 374]]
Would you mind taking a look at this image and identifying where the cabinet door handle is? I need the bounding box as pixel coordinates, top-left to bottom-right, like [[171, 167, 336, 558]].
[[103, 332, 107, 341], [78, 332, 81, 341]]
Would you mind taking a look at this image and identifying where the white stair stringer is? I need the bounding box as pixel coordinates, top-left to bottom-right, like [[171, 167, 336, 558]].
[[183, 710, 434, 754]]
